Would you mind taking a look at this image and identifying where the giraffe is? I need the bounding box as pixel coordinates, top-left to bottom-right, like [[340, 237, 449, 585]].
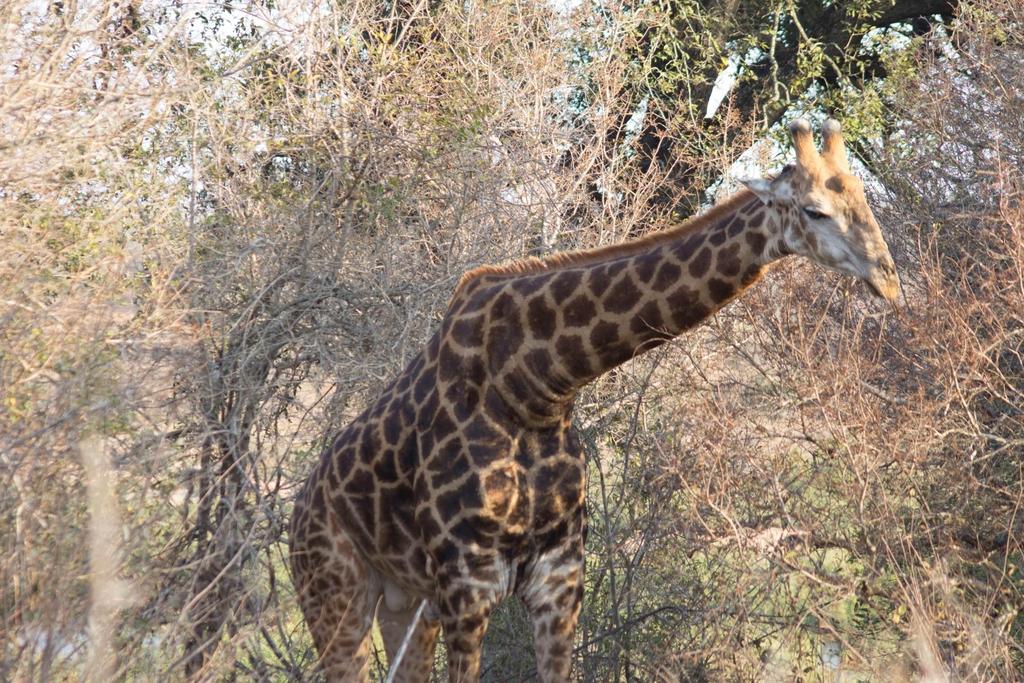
[[288, 118, 900, 682]]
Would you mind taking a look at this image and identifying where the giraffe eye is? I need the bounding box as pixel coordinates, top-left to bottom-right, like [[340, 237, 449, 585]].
[[803, 207, 830, 221]]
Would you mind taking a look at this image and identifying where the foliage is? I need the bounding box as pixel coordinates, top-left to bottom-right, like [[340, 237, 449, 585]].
[[2, 0, 1022, 680]]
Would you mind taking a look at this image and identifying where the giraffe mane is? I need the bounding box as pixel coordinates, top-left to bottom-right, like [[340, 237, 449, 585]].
[[452, 187, 758, 298]]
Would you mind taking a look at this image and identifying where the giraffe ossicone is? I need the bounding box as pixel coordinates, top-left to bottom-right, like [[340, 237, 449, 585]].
[[289, 118, 900, 682]]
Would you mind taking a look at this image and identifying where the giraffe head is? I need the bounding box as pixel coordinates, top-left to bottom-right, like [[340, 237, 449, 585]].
[[742, 118, 901, 301]]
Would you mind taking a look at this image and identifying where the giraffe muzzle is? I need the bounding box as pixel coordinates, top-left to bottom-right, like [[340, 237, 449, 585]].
[[866, 260, 901, 301]]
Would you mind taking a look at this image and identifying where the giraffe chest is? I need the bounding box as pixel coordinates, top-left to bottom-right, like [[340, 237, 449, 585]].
[[413, 415, 587, 566], [321, 361, 587, 598]]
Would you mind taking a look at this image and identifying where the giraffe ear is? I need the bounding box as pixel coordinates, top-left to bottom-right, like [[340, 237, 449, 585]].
[[740, 177, 776, 204]]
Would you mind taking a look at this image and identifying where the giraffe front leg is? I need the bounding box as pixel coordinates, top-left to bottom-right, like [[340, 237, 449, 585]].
[[435, 571, 504, 683], [441, 608, 492, 682], [518, 545, 584, 683]]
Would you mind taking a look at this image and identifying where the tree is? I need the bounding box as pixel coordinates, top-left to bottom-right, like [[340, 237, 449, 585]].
[[597, 0, 961, 207]]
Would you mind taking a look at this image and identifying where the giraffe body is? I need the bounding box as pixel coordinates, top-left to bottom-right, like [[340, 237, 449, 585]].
[[289, 119, 900, 681]]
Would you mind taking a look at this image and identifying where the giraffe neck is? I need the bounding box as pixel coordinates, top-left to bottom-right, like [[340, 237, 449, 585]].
[[475, 191, 786, 422]]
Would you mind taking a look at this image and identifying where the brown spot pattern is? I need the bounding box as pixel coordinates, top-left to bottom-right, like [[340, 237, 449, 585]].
[[689, 247, 711, 278], [708, 277, 734, 303], [563, 294, 597, 327], [716, 242, 742, 277], [603, 277, 640, 314], [527, 296, 556, 340]]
